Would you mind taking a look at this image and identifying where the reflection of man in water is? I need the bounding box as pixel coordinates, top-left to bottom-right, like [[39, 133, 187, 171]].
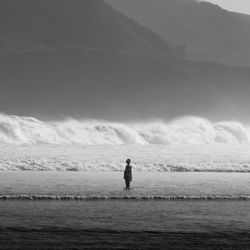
[[124, 159, 132, 188]]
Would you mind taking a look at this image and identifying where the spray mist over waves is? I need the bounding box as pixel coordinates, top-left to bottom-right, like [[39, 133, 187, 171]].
[[0, 113, 250, 145]]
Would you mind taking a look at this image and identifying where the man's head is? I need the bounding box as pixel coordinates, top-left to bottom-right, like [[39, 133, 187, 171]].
[[126, 159, 131, 164]]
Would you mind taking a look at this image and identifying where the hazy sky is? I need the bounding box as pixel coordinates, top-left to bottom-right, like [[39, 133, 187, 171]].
[[206, 0, 250, 14]]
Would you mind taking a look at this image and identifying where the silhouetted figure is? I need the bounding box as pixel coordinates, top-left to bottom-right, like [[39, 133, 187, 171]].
[[124, 159, 132, 188]]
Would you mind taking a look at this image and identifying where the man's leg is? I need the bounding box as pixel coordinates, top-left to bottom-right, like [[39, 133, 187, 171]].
[[125, 179, 130, 188]]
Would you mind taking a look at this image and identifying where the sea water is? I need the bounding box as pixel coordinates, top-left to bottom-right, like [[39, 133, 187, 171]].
[[1, 143, 250, 172], [1, 172, 250, 249], [1, 114, 250, 248], [1, 172, 250, 198]]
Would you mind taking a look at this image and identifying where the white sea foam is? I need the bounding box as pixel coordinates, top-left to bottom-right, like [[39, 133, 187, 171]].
[[0, 114, 250, 172], [0, 113, 250, 145], [1, 194, 250, 201], [0, 143, 249, 172]]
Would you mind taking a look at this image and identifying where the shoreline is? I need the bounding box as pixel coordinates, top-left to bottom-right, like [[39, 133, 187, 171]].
[[0, 172, 250, 197]]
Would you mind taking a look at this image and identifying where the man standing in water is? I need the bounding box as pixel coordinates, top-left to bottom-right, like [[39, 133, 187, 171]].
[[124, 159, 132, 188]]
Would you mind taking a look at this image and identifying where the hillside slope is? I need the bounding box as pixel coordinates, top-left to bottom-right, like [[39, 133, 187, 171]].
[[0, 0, 173, 57], [107, 0, 250, 66], [0, 0, 250, 122]]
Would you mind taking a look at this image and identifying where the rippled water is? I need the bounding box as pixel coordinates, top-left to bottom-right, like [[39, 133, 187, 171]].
[[1, 172, 250, 196], [1, 172, 250, 249]]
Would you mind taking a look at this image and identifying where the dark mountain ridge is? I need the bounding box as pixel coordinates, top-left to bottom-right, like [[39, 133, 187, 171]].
[[0, 0, 173, 56], [107, 0, 250, 67], [0, 0, 250, 122]]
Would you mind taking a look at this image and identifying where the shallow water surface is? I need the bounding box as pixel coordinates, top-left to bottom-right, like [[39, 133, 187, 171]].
[[0, 171, 250, 197], [1, 172, 250, 249], [1, 200, 250, 249]]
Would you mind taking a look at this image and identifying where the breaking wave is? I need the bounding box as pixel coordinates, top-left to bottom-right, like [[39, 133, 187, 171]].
[[0, 113, 250, 145], [1, 194, 250, 201]]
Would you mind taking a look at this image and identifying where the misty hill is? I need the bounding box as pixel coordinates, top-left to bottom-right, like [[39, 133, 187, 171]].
[[0, 0, 250, 122], [0, 0, 173, 57], [107, 0, 250, 66]]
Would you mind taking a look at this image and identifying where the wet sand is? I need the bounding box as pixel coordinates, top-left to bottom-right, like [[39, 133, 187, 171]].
[[0, 199, 250, 249], [1, 172, 250, 249], [1, 228, 250, 250]]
